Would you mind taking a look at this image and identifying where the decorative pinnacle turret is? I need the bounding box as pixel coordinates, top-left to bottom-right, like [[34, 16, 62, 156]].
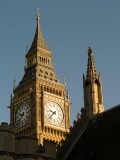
[[86, 47, 97, 81]]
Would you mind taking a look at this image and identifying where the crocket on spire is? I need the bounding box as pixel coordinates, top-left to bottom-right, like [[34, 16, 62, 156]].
[[86, 47, 97, 81]]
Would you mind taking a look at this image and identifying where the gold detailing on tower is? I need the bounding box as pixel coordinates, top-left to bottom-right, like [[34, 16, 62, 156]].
[[43, 126, 66, 144]]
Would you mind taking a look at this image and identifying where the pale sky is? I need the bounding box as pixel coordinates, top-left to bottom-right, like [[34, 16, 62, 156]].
[[0, 0, 120, 124]]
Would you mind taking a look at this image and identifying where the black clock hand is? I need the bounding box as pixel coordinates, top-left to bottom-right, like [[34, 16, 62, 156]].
[[50, 110, 55, 113], [50, 110, 53, 112], [48, 111, 56, 119], [19, 112, 24, 120]]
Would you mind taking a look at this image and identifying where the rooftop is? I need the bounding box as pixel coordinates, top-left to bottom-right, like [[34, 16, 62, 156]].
[[67, 104, 120, 160]]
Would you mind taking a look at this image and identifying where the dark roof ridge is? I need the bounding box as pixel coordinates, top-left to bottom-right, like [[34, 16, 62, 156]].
[[99, 104, 120, 116]]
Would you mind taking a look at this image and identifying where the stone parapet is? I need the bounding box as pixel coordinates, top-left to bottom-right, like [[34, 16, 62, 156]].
[[0, 122, 15, 160], [15, 136, 38, 155]]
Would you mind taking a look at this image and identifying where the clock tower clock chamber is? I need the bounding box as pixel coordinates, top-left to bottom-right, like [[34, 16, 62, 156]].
[[10, 9, 70, 146]]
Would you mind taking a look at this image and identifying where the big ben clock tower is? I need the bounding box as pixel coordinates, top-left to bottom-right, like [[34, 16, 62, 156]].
[[10, 9, 70, 146]]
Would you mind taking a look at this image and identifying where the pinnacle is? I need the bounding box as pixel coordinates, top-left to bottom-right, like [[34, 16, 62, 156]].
[[86, 47, 97, 81]]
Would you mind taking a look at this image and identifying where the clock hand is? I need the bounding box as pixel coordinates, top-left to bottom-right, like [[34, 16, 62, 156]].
[[19, 112, 24, 120], [48, 111, 56, 119], [17, 112, 24, 125], [50, 110, 54, 113], [53, 111, 56, 114], [20, 112, 24, 116]]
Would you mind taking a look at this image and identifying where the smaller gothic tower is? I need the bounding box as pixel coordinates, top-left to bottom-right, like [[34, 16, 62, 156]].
[[83, 47, 104, 118]]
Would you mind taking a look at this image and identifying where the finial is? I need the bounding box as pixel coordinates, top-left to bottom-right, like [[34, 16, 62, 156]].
[[88, 46, 92, 54], [13, 78, 16, 90], [10, 94, 12, 102], [77, 113, 81, 120], [66, 90, 69, 99], [26, 44, 28, 53], [36, 8, 40, 20], [24, 44, 28, 71], [63, 76, 66, 86]]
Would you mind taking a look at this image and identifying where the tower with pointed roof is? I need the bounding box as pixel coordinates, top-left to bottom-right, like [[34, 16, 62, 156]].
[[10, 8, 70, 148], [83, 47, 104, 118]]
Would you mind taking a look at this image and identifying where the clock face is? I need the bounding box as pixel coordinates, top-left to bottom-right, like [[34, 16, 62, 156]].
[[15, 103, 30, 127], [45, 102, 64, 125]]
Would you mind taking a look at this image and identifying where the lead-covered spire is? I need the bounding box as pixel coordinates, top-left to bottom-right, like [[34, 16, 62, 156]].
[[86, 47, 97, 81], [27, 8, 49, 55]]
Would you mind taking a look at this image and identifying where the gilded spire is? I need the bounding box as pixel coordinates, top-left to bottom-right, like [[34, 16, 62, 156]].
[[27, 8, 49, 54], [86, 47, 97, 81]]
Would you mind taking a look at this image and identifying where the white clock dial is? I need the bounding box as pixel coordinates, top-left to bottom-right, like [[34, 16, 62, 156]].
[[45, 102, 64, 125], [15, 103, 30, 127]]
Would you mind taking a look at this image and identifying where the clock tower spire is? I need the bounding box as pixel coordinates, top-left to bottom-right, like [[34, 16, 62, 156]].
[[27, 8, 49, 55], [11, 8, 70, 147]]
